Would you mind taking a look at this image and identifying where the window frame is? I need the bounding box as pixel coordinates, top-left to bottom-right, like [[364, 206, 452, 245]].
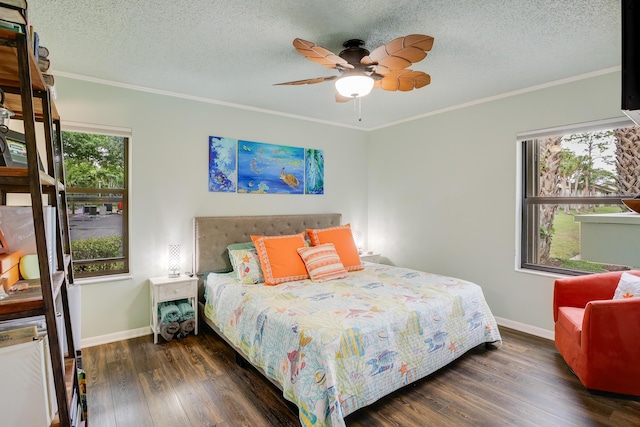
[[61, 121, 131, 279], [518, 117, 636, 276]]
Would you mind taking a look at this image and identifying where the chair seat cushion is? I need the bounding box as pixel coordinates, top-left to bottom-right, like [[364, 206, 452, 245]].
[[557, 306, 584, 345]]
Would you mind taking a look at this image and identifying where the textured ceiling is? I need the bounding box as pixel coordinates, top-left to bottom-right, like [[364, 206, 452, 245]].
[[27, 0, 621, 129]]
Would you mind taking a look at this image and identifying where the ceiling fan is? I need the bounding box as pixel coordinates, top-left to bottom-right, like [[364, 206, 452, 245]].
[[275, 34, 434, 102]]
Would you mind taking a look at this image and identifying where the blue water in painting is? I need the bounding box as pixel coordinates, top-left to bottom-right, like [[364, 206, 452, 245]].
[[208, 136, 237, 192], [237, 140, 304, 194], [305, 149, 324, 194]]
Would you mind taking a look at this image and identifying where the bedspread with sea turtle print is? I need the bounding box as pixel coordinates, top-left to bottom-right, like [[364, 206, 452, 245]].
[[204, 262, 501, 427]]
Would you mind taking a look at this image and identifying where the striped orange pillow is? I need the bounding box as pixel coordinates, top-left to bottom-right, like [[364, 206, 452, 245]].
[[297, 243, 348, 282], [251, 233, 309, 286], [306, 224, 363, 271]]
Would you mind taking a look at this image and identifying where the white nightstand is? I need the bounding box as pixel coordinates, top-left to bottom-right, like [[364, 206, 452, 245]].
[[149, 274, 198, 344], [360, 252, 381, 263]]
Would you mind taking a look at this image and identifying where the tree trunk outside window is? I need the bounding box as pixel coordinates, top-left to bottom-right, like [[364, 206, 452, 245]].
[[614, 126, 640, 196], [538, 136, 562, 263]]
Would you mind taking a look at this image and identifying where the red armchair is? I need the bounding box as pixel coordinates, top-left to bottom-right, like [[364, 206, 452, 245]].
[[553, 270, 640, 396]]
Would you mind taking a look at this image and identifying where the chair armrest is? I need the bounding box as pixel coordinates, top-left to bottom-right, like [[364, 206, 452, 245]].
[[582, 297, 640, 353], [553, 270, 640, 322]]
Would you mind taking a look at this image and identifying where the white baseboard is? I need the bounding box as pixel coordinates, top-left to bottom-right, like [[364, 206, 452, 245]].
[[495, 316, 554, 341], [81, 326, 151, 348]]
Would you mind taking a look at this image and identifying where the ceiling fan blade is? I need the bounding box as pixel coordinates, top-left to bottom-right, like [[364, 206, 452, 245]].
[[274, 76, 338, 86], [335, 93, 353, 103], [379, 70, 431, 91], [361, 34, 434, 72], [293, 38, 354, 69]]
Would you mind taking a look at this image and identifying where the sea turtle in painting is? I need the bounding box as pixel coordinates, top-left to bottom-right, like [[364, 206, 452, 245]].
[[280, 167, 299, 189]]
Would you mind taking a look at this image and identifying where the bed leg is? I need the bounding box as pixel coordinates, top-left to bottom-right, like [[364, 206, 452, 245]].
[[485, 341, 501, 350], [235, 351, 249, 368]]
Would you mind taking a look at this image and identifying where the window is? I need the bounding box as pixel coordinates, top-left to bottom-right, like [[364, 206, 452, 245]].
[[520, 118, 640, 275], [62, 125, 129, 278]]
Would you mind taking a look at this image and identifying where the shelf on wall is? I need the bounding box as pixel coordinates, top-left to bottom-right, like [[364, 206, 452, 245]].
[[0, 28, 59, 120], [0, 272, 66, 320], [0, 168, 63, 188]]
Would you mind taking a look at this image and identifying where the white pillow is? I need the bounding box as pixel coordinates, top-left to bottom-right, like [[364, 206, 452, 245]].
[[229, 249, 264, 285], [612, 272, 640, 300]]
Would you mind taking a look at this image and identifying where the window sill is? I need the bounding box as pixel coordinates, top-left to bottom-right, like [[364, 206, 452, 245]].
[[514, 267, 571, 280], [74, 273, 133, 286]]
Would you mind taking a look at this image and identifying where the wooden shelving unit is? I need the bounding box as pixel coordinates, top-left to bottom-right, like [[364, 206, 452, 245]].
[[0, 27, 83, 426]]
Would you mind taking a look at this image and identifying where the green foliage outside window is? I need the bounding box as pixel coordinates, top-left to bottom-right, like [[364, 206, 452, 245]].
[[70, 235, 123, 274], [63, 130, 129, 277], [63, 132, 125, 189]]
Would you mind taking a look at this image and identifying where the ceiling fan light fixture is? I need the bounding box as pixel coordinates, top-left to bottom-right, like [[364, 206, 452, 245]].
[[335, 75, 374, 98]]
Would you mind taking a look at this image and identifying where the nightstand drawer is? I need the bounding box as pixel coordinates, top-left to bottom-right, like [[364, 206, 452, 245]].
[[157, 280, 196, 300]]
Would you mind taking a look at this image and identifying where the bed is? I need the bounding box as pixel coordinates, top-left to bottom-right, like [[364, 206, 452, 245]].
[[194, 213, 501, 427]]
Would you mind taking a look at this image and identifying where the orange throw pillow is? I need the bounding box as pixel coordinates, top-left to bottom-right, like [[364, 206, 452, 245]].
[[306, 224, 363, 271], [297, 243, 348, 282], [251, 233, 309, 285]]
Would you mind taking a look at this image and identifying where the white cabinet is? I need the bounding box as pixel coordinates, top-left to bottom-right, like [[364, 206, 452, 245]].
[[149, 274, 198, 344], [0, 336, 57, 426], [360, 252, 381, 263]]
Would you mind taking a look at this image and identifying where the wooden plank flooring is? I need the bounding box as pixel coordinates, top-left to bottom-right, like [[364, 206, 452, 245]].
[[83, 326, 640, 426]]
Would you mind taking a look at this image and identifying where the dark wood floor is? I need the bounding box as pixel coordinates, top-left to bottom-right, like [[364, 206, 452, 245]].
[[83, 326, 640, 427]]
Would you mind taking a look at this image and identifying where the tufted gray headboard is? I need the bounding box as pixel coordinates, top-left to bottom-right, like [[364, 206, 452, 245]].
[[193, 213, 342, 277]]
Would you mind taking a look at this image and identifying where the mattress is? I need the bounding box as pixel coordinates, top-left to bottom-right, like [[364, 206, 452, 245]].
[[204, 262, 501, 427]]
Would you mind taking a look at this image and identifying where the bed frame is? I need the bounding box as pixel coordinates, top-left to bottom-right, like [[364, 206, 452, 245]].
[[193, 213, 342, 391]]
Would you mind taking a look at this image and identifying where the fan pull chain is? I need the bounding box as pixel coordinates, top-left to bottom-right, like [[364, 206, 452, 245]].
[[353, 96, 363, 121]]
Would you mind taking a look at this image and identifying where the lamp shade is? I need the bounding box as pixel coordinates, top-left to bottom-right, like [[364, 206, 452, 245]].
[[168, 244, 181, 277], [335, 75, 374, 98]]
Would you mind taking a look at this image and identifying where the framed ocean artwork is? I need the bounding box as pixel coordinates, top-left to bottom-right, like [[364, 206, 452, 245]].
[[208, 136, 237, 192], [237, 140, 304, 194], [305, 149, 324, 194]]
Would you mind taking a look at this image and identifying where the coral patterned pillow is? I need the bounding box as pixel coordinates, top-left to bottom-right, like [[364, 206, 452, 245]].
[[306, 224, 363, 271], [229, 249, 264, 284], [251, 233, 309, 286], [297, 243, 348, 282], [613, 272, 640, 299]]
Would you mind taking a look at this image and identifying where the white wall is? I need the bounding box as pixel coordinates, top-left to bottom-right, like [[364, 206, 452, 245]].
[[367, 70, 624, 334], [53, 76, 369, 342], [55, 69, 625, 343]]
